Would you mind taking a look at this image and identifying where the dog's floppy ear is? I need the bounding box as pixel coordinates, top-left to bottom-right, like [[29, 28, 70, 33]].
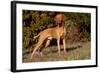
[[62, 14, 66, 22], [62, 14, 66, 26]]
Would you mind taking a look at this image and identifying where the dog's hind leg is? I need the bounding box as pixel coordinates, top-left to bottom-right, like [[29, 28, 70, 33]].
[[30, 37, 45, 59], [45, 39, 51, 48]]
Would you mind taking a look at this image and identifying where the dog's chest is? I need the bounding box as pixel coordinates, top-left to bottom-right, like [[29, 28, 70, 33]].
[[48, 27, 65, 38], [57, 27, 65, 36]]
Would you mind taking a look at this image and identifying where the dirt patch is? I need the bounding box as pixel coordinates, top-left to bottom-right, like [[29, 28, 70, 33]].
[[23, 41, 91, 63]]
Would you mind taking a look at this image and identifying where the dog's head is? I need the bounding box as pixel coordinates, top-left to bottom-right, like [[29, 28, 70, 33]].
[[54, 13, 66, 26]]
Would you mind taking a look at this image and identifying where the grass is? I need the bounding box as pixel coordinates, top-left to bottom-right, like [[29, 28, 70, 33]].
[[22, 41, 91, 63]]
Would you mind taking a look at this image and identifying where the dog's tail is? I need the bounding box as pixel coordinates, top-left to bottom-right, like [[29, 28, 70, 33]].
[[33, 33, 40, 41]]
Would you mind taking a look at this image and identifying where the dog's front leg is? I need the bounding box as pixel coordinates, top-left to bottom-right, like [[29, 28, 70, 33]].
[[57, 38, 60, 56], [63, 38, 66, 53]]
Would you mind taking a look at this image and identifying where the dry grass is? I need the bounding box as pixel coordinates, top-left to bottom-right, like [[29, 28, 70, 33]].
[[22, 41, 91, 63]]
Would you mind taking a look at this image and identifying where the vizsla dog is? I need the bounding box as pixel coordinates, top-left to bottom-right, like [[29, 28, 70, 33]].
[[30, 13, 66, 59]]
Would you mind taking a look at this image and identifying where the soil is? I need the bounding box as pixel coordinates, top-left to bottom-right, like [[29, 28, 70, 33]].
[[23, 41, 91, 63]]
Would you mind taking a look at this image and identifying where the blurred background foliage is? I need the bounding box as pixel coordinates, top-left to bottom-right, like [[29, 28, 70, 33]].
[[22, 10, 91, 50]]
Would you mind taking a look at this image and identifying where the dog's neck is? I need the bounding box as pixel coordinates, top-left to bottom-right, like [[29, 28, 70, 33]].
[[57, 23, 65, 28]]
